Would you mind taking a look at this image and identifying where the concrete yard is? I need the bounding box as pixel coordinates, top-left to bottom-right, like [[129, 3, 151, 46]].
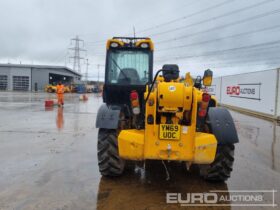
[[0, 92, 279, 210]]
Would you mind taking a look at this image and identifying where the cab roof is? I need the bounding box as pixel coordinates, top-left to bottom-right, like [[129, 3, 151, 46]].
[[106, 37, 154, 51]]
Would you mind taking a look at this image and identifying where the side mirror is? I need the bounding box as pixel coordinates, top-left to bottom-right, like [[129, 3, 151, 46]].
[[194, 76, 202, 89], [203, 69, 213, 86]]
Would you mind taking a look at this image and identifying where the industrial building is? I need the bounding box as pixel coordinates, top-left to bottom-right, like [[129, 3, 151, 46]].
[[0, 64, 81, 91]]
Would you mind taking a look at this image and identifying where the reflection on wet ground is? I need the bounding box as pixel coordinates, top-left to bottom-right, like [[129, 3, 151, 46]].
[[56, 107, 64, 130], [97, 162, 230, 210], [0, 92, 279, 210]]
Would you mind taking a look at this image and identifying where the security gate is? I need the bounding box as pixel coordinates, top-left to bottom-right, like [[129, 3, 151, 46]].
[[0, 75, 8, 90], [13, 76, 29, 91]]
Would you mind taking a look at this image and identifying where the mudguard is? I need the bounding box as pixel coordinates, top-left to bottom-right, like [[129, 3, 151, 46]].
[[207, 107, 239, 144], [96, 104, 121, 129]]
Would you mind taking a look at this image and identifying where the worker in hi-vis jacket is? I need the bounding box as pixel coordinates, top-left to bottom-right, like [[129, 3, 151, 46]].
[[56, 81, 65, 106]]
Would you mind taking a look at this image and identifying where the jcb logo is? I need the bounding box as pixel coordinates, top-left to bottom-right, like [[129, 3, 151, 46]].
[[227, 86, 240, 95]]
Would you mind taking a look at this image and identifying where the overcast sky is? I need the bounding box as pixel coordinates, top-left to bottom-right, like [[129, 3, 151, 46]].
[[0, 0, 280, 79]]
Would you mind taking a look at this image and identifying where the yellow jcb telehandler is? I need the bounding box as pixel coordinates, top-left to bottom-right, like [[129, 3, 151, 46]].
[[96, 37, 238, 181]]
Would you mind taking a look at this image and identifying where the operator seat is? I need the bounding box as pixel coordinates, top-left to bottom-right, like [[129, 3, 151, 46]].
[[117, 68, 140, 84]]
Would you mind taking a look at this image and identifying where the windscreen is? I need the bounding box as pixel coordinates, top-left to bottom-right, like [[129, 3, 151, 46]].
[[107, 50, 150, 85]]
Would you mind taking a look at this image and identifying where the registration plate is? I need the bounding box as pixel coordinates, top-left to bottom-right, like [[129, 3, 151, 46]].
[[159, 124, 180, 140]]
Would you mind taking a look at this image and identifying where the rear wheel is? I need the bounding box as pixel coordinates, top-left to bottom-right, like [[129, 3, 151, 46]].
[[199, 144, 235, 182], [97, 129, 125, 176]]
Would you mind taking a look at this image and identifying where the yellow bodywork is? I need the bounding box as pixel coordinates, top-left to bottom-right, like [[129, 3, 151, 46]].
[[118, 73, 217, 164], [106, 39, 125, 49], [135, 39, 154, 51], [157, 82, 192, 112], [45, 85, 57, 93]]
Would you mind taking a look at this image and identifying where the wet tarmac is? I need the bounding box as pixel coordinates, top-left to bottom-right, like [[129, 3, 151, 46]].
[[0, 92, 279, 210]]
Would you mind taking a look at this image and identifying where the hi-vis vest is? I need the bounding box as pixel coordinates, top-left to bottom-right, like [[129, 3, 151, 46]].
[[57, 85, 64, 94]]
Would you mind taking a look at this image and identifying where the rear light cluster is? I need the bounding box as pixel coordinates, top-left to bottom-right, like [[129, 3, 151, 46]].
[[130, 90, 140, 115], [198, 93, 211, 117]]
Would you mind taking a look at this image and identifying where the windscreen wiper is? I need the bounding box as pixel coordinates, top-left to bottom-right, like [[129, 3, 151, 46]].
[[111, 58, 129, 80]]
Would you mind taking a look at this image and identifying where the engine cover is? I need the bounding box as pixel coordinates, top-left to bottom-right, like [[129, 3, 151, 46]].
[[157, 82, 192, 112]]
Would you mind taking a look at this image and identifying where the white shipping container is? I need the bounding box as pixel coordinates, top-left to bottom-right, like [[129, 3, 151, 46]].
[[220, 69, 278, 116]]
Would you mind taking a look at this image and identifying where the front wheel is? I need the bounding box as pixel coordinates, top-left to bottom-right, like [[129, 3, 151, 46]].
[[199, 144, 235, 182], [97, 129, 125, 177]]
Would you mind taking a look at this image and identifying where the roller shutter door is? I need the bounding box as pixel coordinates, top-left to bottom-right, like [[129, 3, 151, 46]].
[[0, 75, 8, 90], [13, 76, 29, 91]]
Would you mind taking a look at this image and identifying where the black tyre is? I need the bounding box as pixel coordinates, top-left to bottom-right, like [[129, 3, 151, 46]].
[[199, 144, 235, 182], [97, 129, 125, 177]]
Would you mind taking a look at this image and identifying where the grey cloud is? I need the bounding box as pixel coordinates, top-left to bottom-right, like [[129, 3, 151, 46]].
[[0, 0, 279, 78]]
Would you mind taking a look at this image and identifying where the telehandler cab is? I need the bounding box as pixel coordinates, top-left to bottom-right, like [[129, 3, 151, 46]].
[[96, 37, 238, 181]]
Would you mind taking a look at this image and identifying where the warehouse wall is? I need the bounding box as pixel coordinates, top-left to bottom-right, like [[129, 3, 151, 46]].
[[32, 68, 49, 91], [209, 69, 280, 119]]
